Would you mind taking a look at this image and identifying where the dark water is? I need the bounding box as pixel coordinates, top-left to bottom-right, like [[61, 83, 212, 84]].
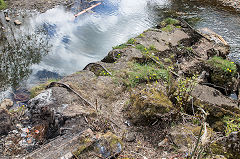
[[0, 0, 240, 100]]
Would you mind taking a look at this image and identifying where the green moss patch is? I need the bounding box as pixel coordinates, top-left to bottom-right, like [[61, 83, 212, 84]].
[[112, 38, 136, 50], [223, 116, 240, 135], [135, 44, 158, 54], [126, 87, 174, 122], [160, 18, 180, 26], [30, 79, 59, 98], [0, 0, 7, 10], [161, 24, 174, 32], [112, 43, 128, 50], [207, 56, 237, 75], [125, 62, 169, 87], [206, 56, 237, 90]]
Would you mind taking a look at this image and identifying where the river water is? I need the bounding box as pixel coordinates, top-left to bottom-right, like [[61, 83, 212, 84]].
[[0, 0, 240, 100]]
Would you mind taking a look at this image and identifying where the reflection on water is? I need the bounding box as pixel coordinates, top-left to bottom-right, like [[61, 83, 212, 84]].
[[26, 0, 169, 78], [0, 24, 50, 90], [0, 0, 170, 100]]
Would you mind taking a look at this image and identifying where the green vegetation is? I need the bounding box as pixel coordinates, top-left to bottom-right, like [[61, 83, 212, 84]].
[[137, 33, 144, 38], [159, 18, 180, 32], [99, 70, 110, 76], [30, 79, 59, 98], [186, 47, 193, 52], [127, 88, 174, 121], [174, 75, 198, 111], [126, 63, 169, 87], [185, 17, 202, 26], [223, 116, 240, 135], [135, 44, 157, 53], [163, 58, 172, 64], [127, 38, 136, 45], [207, 56, 237, 89], [112, 43, 128, 50], [112, 38, 136, 50], [161, 25, 174, 32], [149, 45, 156, 51], [160, 18, 180, 26], [0, 0, 7, 10], [9, 104, 26, 114], [207, 56, 237, 75], [135, 44, 146, 52]]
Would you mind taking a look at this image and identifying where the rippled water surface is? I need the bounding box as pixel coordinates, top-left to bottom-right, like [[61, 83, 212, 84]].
[[0, 0, 240, 100]]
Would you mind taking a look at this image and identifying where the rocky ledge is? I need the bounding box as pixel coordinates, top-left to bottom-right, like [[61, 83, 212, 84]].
[[1, 18, 240, 159]]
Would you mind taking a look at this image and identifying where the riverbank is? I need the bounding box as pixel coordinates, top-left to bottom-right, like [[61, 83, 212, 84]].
[[216, 0, 240, 11], [1, 17, 240, 159], [4, 0, 74, 13]]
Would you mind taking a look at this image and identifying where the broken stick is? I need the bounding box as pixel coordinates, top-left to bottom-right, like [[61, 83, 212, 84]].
[[74, 2, 101, 17]]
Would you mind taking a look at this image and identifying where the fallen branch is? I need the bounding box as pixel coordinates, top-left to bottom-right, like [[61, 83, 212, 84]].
[[46, 82, 95, 109], [83, 63, 113, 76], [74, 2, 101, 17]]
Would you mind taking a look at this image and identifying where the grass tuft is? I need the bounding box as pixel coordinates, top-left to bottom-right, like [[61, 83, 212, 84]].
[[126, 63, 169, 87], [0, 0, 7, 10], [161, 25, 174, 32], [207, 56, 237, 75]]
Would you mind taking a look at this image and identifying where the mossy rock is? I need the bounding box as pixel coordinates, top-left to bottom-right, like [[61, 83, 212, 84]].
[[160, 18, 180, 27], [191, 84, 240, 133], [74, 131, 123, 158], [206, 56, 237, 93], [95, 132, 123, 158], [193, 98, 240, 133], [208, 132, 240, 159], [125, 87, 174, 123]]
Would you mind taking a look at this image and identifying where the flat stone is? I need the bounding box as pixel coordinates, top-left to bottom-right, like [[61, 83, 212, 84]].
[[24, 129, 94, 159]]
